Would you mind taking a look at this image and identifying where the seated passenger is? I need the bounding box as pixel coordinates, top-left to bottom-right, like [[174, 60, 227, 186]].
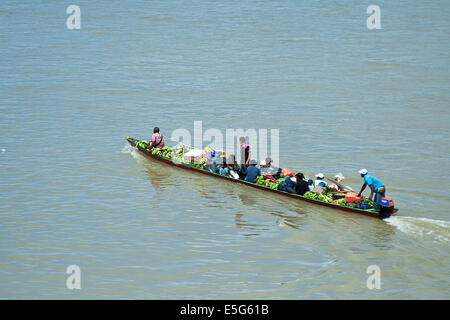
[[259, 159, 267, 169], [330, 173, 345, 191], [261, 157, 281, 178], [227, 154, 244, 179], [307, 179, 314, 191], [313, 173, 328, 188], [229, 163, 241, 179], [278, 175, 297, 193], [294, 173, 309, 196], [245, 160, 261, 183], [219, 161, 229, 176], [149, 127, 165, 149], [286, 175, 297, 194]]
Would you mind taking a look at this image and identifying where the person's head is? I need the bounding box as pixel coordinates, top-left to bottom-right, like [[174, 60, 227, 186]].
[[265, 157, 272, 166], [335, 173, 345, 183], [153, 127, 160, 133], [239, 137, 246, 145], [358, 169, 368, 178], [296, 173, 305, 181], [259, 159, 266, 167], [221, 161, 227, 168], [315, 173, 324, 180], [249, 159, 257, 166], [307, 179, 313, 185]]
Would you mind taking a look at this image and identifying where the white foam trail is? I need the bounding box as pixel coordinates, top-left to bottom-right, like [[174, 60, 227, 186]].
[[385, 216, 450, 243], [121, 144, 134, 154], [122, 144, 145, 162]]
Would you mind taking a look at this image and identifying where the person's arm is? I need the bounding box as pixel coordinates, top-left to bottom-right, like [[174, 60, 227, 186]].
[[358, 182, 367, 197], [149, 134, 156, 149]]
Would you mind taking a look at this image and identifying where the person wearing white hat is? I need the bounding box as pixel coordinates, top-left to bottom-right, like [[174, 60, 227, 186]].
[[329, 173, 345, 191], [259, 159, 266, 167], [357, 169, 386, 210], [313, 173, 328, 188]]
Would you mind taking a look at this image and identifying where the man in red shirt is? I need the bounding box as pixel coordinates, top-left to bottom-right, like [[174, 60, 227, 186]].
[[150, 127, 165, 149]]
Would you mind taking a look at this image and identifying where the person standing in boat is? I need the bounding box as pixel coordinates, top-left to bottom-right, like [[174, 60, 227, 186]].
[[239, 137, 251, 167], [357, 169, 385, 210], [149, 127, 165, 149]]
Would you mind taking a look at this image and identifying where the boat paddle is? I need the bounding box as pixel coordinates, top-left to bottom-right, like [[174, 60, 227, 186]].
[[325, 177, 354, 193]]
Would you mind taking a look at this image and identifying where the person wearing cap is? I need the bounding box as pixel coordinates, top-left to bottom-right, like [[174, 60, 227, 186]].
[[245, 160, 261, 183], [294, 173, 310, 196], [330, 173, 345, 191], [357, 169, 385, 210], [261, 157, 281, 178], [313, 173, 328, 188]]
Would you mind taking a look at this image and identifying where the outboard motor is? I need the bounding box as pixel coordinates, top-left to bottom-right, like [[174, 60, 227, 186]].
[[378, 197, 398, 219]]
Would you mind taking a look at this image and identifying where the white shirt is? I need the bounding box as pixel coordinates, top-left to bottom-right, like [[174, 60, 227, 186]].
[[314, 179, 327, 188]]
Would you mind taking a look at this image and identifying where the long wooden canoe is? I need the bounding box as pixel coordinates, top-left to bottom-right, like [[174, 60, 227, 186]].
[[126, 137, 397, 219]]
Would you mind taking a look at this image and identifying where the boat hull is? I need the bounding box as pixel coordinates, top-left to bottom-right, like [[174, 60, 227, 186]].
[[126, 137, 393, 219]]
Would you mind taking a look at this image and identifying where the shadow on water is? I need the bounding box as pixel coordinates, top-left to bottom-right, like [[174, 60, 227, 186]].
[[237, 192, 257, 207], [132, 150, 314, 229], [144, 165, 171, 191], [130, 149, 398, 245], [233, 211, 271, 237], [227, 181, 311, 231]]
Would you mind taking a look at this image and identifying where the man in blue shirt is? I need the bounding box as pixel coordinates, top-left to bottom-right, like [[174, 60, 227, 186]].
[[357, 169, 386, 210], [245, 160, 261, 183]]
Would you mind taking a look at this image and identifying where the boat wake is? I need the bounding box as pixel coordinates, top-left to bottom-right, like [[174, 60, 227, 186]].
[[121, 143, 135, 155], [122, 143, 150, 165], [385, 216, 450, 244]]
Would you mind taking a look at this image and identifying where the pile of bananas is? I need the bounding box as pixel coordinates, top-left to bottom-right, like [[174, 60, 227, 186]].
[[151, 146, 173, 158], [136, 140, 207, 169], [191, 157, 207, 169], [255, 176, 279, 189], [303, 191, 334, 203], [136, 140, 149, 149]]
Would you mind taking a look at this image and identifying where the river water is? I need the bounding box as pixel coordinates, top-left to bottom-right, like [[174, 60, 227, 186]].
[[0, 0, 449, 299]]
